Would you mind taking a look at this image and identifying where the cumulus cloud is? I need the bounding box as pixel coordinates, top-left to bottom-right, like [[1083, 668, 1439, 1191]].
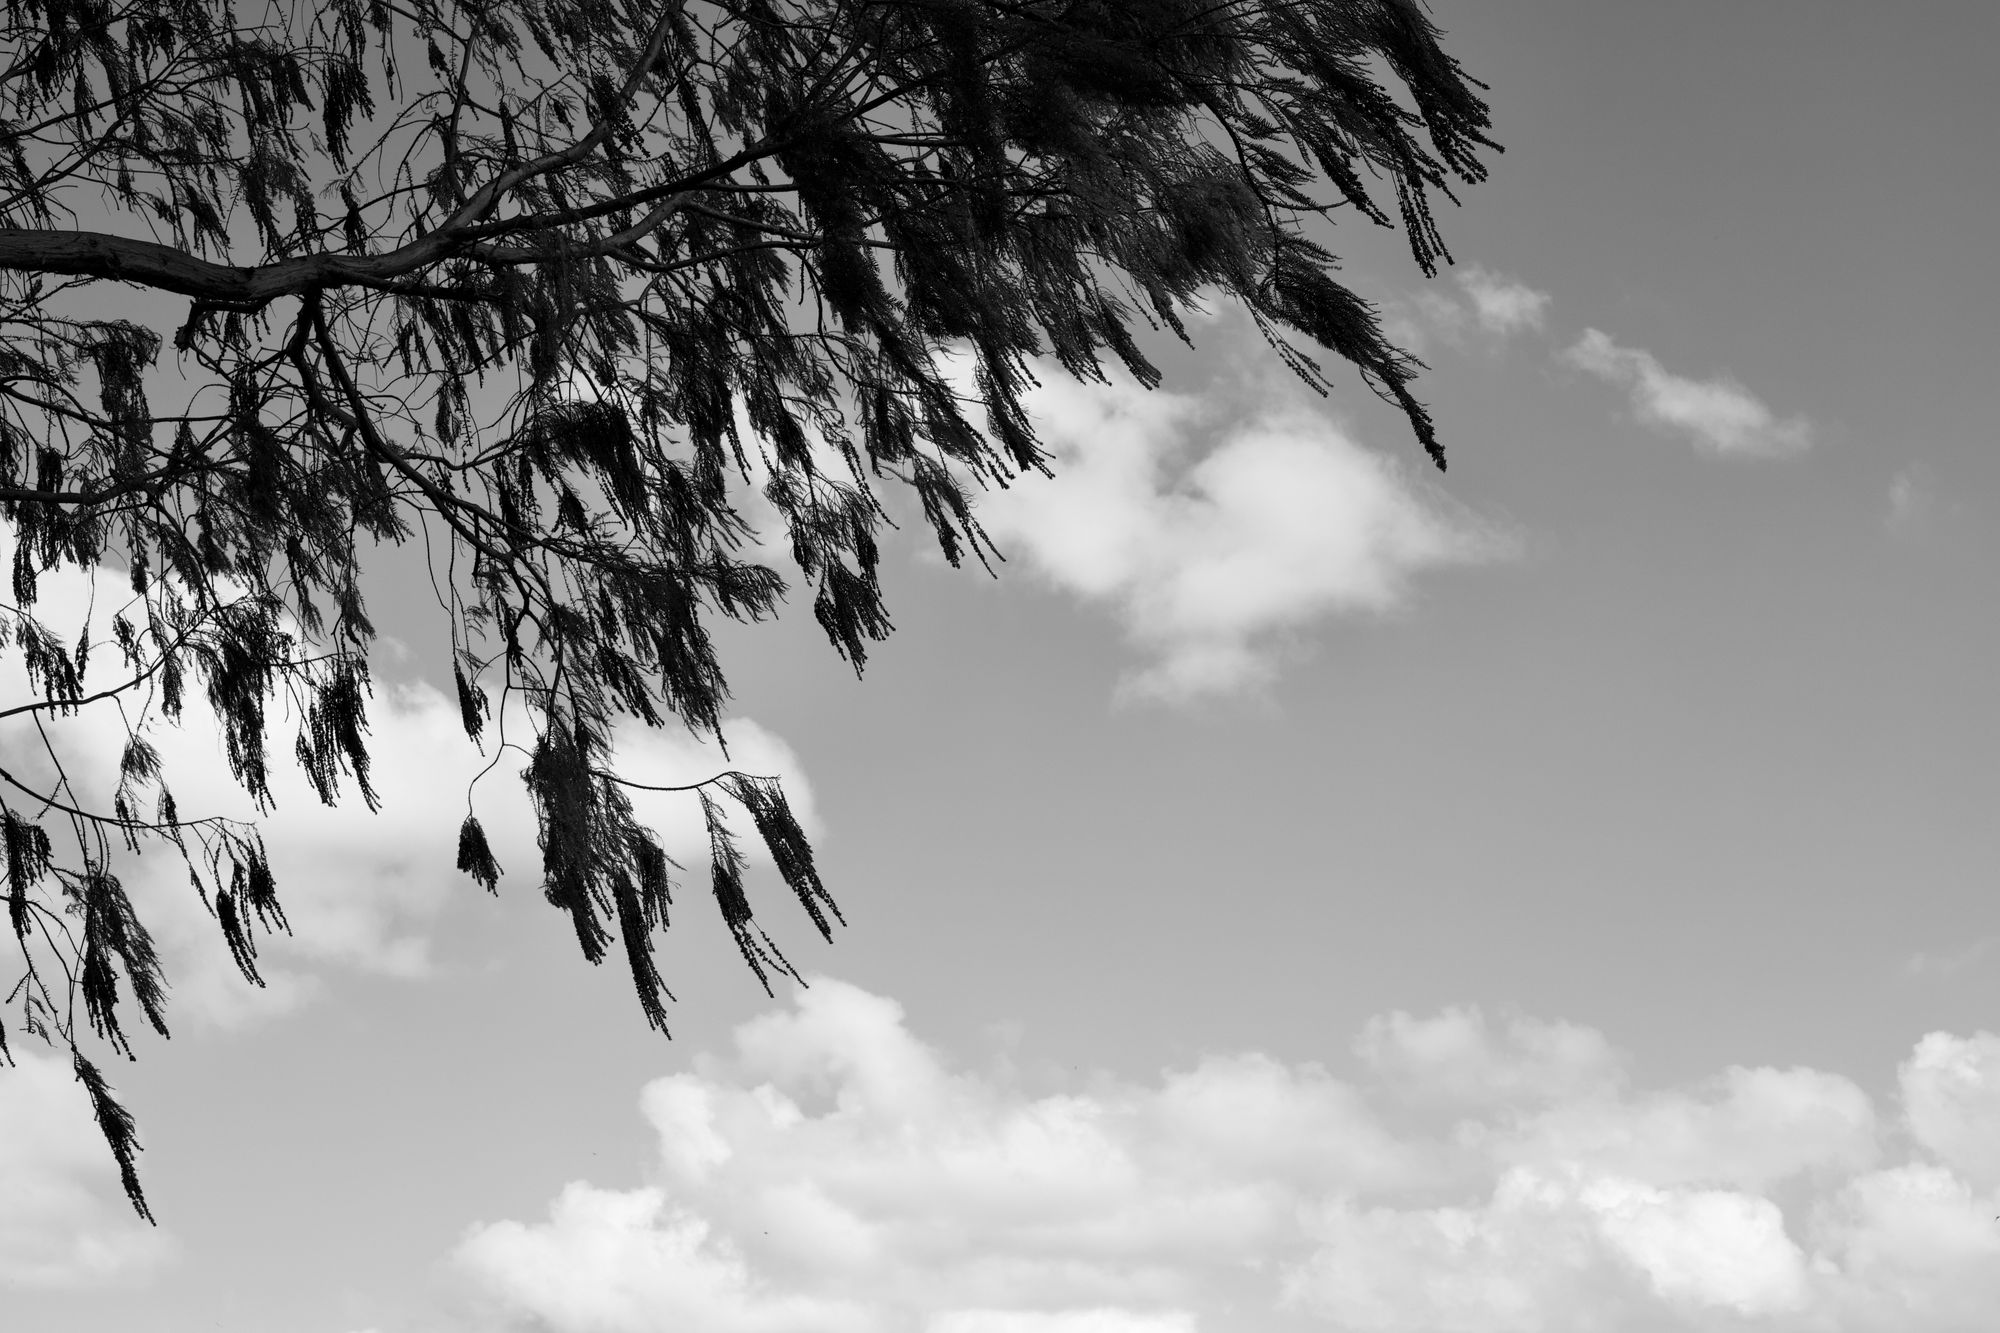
[[1900, 1032, 2000, 1188], [1808, 1163, 2000, 1329], [1284, 1165, 1811, 1332], [0, 1052, 174, 1286], [1356, 1005, 1627, 1110], [0, 565, 818, 1029], [975, 367, 1503, 701], [457, 1182, 875, 1333], [1, 566, 820, 1261], [929, 1311, 1197, 1333], [1477, 1062, 1879, 1194], [1456, 268, 1551, 336], [433, 981, 2000, 1333], [1563, 328, 1813, 458]]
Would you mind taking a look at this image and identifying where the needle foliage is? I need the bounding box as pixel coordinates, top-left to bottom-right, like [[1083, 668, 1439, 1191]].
[[0, 0, 1495, 1216]]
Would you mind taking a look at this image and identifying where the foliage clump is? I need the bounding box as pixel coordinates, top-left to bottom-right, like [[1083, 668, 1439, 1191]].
[[0, 0, 1495, 1214]]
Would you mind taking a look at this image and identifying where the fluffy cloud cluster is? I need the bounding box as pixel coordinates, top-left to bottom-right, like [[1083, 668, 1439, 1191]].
[[442, 980, 2000, 1333], [974, 367, 1502, 701], [963, 262, 1813, 698], [1562, 328, 1812, 458], [0, 564, 816, 1279], [0, 565, 816, 1025]]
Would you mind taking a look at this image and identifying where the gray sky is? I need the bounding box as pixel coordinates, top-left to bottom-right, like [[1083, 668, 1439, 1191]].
[[4, 3, 1998, 1331]]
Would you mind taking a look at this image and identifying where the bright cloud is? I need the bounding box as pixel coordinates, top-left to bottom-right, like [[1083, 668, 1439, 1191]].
[[1380, 267, 1547, 353], [1900, 1032, 2000, 1189], [0, 566, 818, 1029], [1808, 1163, 2000, 1329], [1284, 1166, 1810, 1332], [1563, 328, 1813, 458], [456, 1183, 875, 1333], [929, 1311, 1198, 1333], [1, 567, 820, 1274], [0, 1052, 174, 1286], [1356, 1004, 1627, 1109], [1456, 268, 1551, 335], [1476, 1063, 1879, 1194], [435, 980, 2000, 1333], [975, 368, 1503, 701]]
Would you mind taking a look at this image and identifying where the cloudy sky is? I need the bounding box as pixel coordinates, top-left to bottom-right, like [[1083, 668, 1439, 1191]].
[[5, 2, 1998, 1330]]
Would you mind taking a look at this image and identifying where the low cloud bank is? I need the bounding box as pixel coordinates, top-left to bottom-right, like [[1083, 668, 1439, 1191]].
[[443, 979, 2000, 1333], [0, 566, 817, 1281]]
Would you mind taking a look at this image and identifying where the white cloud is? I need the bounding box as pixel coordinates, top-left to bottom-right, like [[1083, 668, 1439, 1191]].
[[456, 1183, 875, 1333], [1, 565, 819, 1029], [0, 1051, 174, 1286], [1807, 1163, 2000, 1329], [1582, 1174, 1808, 1314], [1355, 1005, 1627, 1109], [976, 367, 1504, 701], [928, 1310, 1197, 1333], [1283, 1165, 1809, 1331], [1455, 268, 1551, 336], [1379, 268, 1547, 354], [434, 980, 2000, 1333], [1900, 1032, 2000, 1188], [448, 978, 1410, 1329], [1480, 1062, 1880, 1192], [1382, 289, 1472, 355], [1563, 328, 1813, 458], [1, 566, 821, 1255]]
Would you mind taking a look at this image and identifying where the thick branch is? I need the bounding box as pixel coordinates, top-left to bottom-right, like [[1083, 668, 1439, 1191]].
[[0, 227, 465, 308]]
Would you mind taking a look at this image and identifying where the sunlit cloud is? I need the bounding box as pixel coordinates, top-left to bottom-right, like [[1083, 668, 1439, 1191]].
[[1355, 1005, 1627, 1109], [975, 367, 1506, 702], [1381, 267, 1548, 353], [0, 567, 818, 1030], [431, 980, 2000, 1333], [1563, 328, 1813, 458], [455, 1182, 875, 1333], [1900, 1032, 2000, 1189], [1, 564, 824, 1298], [1456, 267, 1551, 336]]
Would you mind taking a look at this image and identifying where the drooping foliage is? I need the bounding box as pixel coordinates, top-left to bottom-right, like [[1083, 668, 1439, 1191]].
[[0, 0, 1496, 1215]]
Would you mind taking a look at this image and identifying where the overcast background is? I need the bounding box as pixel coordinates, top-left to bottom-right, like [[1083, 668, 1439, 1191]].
[[4, 2, 1998, 1330]]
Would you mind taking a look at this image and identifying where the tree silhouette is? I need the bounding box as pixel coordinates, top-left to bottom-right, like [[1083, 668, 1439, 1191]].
[[0, 0, 1496, 1217]]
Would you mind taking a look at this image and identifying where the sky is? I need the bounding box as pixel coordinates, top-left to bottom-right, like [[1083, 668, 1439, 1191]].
[[4, 2, 1999, 1330]]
